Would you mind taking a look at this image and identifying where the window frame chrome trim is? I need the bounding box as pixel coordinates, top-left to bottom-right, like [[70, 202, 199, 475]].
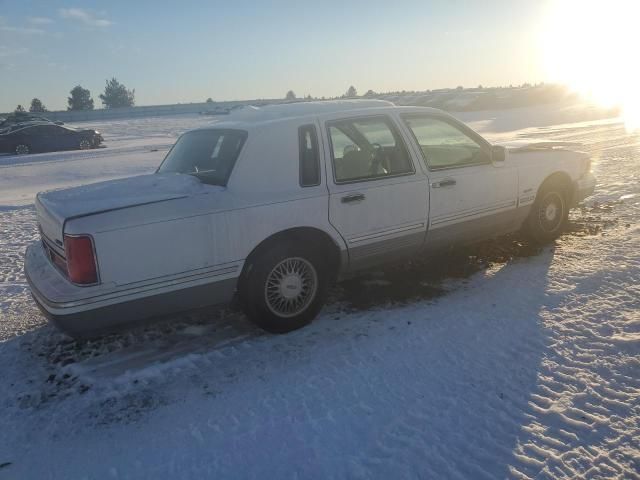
[[298, 124, 322, 187]]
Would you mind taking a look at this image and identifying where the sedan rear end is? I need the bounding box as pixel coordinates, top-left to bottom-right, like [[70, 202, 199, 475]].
[[25, 173, 239, 337]]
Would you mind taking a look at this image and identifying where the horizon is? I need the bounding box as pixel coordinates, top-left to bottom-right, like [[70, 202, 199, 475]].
[[2, 81, 561, 113]]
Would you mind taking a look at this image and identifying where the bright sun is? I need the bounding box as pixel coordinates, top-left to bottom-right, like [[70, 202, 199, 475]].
[[540, 0, 640, 131]]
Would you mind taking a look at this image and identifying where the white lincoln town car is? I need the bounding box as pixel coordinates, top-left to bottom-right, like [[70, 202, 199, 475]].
[[25, 100, 596, 337]]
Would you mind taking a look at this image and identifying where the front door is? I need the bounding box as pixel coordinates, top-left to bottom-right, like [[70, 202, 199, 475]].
[[324, 115, 429, 271], [399, 113, 518, 250]]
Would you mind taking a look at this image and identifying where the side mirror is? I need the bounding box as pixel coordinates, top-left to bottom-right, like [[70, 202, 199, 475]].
[[491, 145, 506, 165]]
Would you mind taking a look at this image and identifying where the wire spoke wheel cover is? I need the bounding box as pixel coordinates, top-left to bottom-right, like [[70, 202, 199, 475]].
[[537, 191, 565, 233], [264, 257, 318, 318]]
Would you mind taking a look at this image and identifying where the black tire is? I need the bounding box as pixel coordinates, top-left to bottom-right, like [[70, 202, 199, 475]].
[[79, 138, 91, 150], [242, 241, 328, 333], [15, 144, 30, 155], [523, 180, 569, 243]]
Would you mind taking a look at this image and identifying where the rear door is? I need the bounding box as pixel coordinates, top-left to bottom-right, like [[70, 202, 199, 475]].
[[324, 114, 429, 271], [399, 113, 518, 249]]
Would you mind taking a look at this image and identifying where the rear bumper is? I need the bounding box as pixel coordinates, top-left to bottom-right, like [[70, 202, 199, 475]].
[[572, 172, 596, 206], [25, 242, 238, 336]]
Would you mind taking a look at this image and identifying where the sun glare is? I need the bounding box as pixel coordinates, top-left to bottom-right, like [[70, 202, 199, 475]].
[[540, 0, 640, 131]]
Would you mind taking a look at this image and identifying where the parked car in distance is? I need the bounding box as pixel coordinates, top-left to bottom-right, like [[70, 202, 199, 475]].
[[25, 100, 596, 337], [0, 122, 103, 155], [0, 112, 64, 127]]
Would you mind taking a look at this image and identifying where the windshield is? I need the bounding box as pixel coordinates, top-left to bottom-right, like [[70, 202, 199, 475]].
[[158, 129, 247, 185]]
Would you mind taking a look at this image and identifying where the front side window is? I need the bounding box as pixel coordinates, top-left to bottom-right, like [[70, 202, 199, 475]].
[[157, 129, 247, 185], [328, 116, 413, 183], [402, 115, 489, 169]]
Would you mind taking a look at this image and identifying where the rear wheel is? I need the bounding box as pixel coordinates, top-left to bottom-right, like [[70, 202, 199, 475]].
[[79, 139, 91, 150], [523, 181, 569, 243], [15, 144, 30, 155], [242, 242, 328, 333]]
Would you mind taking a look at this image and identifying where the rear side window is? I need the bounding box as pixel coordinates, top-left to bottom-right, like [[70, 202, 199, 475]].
[[158, 129, 247, 186], [298, 124, 320, 187]]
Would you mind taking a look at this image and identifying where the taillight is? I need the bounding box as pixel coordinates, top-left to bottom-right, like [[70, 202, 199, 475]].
[[64, 234, 98, 285]]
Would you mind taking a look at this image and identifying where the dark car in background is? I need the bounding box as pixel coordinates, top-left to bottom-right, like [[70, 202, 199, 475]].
[[0, 112, 64, 128], [0, 123, 103, 155]]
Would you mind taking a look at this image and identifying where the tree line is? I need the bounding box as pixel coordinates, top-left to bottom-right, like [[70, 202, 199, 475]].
[[12, 77, 136, 113], [285, 85, 359, 101], [283, 83, 549, 102], [16, 81, 361, 114], [12, 81, 548, 115]]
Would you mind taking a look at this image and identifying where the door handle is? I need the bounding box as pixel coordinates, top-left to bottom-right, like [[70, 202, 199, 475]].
[[341, 193, 366, 203], [431, 178, 456, 188]]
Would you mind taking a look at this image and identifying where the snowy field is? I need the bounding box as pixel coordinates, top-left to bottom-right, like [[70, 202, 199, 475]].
[[0, 107, 638, 479]]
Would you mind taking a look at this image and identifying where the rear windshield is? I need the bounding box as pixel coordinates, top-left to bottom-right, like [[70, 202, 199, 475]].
[[157, 129, 247, 185]]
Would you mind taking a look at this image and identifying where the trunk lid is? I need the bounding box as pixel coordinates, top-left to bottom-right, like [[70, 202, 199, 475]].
[[35, 173, 210, 248]]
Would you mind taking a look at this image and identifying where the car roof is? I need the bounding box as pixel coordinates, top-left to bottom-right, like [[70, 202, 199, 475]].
[[0, 121, 58, 134], [189, 100, 447, 131]]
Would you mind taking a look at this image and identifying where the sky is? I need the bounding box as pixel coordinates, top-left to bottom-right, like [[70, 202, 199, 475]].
[[0, 1, 553, 112]]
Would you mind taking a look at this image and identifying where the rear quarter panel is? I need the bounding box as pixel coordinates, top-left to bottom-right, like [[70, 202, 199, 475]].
[[64, 195, 236, 286]]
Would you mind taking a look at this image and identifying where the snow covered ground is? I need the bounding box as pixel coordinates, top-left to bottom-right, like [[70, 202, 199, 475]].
[[0, 108, 638, 479]]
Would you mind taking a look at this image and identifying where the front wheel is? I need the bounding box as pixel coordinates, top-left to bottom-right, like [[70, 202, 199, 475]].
[[79, 139, 91, 150], [523, 182, 569, 243], [242, 242, 328, 333]]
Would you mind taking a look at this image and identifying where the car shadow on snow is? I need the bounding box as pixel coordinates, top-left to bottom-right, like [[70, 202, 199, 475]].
[[332, 233, 544, 311]]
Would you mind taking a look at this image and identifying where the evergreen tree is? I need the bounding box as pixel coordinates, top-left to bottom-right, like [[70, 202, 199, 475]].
[[67, 85, 94, 111], [99, 78, 135, 108], [29, 98, 47, 112], [345, 85, 358, 97]]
